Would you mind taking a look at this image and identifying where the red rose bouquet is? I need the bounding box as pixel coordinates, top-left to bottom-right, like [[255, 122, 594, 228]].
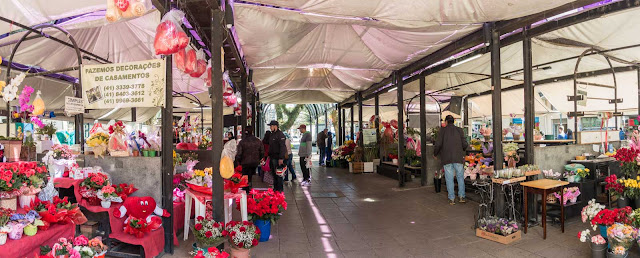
[[192, 215, 225, 247], [124, 217, 151, 238], [241, 188, 287, 223], [224, 172, 248, 194], [28, 196, 87, 227], [115, 183, 137, 201], [591, 207, 632, 227], [79, 173, 110, 205], [223, 221, 260, 249], [191, 247, 229, 258], [605, 174, 625, 199], [614, 147, 640, 177]]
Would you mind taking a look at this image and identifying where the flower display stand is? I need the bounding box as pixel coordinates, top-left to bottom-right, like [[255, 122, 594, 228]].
[[475, 228, 521, 244]]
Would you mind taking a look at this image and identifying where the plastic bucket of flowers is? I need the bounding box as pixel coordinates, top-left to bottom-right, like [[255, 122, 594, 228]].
[[191, 216, 225, 249], [606, 223, 636, 257]]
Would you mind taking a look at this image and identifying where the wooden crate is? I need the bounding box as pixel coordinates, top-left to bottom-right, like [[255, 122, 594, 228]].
[[476, 228, 521, 244], [492, 176, 526, 185], [525, 170, 541, 176], [350, 162, 364, 174]]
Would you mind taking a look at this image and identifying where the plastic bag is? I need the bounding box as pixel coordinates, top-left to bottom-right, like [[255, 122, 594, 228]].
[[175, 48, 186, 72], [32, 90, 45, 116], [204, 60, 212, 87], [184, 48, 197, 74], [154, 10, 189, 55], [191, 60, 206, 78]]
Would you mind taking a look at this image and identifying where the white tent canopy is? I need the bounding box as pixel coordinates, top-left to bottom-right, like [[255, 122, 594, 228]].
[[234, 0, 577, 103]]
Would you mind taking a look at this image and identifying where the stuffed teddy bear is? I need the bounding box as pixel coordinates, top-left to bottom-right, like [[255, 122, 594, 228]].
[[114, 196, 169, 238]]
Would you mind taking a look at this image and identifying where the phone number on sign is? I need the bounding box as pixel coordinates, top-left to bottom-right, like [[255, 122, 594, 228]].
[[103, 97, 145, 104]]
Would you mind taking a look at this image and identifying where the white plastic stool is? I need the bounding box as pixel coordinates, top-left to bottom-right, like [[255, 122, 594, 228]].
[[183, 189, 248, 240]]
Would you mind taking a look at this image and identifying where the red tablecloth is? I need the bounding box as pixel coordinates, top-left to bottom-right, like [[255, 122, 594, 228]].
[[0, 223, 75, 258], [109, 214, 165, 258], [53, 178, 80, 189], [173, 201, 185, 247]]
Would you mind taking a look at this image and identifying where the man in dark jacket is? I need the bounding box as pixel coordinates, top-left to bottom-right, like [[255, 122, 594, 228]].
[[267, 120, 287, 192], [434, 115, 469, 205], [317, 129, 327, 166], [236, 126, 264, 191]]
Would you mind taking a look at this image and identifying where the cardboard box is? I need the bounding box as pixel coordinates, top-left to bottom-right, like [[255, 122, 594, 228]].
[[80, 221, 99, 238], [476, 228, 521, 244], [350, 162, 364, 174]]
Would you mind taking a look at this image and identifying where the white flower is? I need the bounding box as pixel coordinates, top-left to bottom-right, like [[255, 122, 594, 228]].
[[579, 229, 590, 243]]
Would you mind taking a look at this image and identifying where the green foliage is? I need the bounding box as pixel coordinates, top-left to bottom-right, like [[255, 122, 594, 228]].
[[275, 104, 304, 132], [363, 147, 378, 162], [36, 123, 57, 137]]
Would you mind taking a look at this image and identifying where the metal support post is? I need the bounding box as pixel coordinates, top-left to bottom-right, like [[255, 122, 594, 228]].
[[419, 76, 427, 186], [396, 71, 406, 187], [523, 27, 535, 165], [210, 7, 225, 224], [131, 108, 136, 122], [241, 73, 247, 136], [256, 94, 260, 136], [337, 105, 342, 146], [463, 98, 469, 126], [73, 83, 84, 151], [249, 70, 255, 128], [489, 23, 503, 170], [357, 91, 364, 160], [375, 94, 380, 159], [342, 108, 346, 144], [350, 106, 354, 141]]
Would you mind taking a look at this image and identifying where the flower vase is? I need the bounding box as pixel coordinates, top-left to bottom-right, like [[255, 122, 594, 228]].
[[0, 233, 6, 245], [606, 250, 628, 258], [18, 194, 36, 209], [230, 246, 250, 258], [23, 224, 37, 236], [132, 150, 140, 157], [255, 219, 271, 242], [598, 225, 608, 239], [101, 200, 111, 208], [512, 134, 521, 141], [143, 150, 149, 157], [617, 197, 629, 208], [149, 150, 157, 157], [507, 157, 516, 168], [434, 178, 442, 193], [590, 242, 606, 258]]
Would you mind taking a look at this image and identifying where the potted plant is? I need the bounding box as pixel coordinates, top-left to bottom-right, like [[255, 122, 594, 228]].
[[190, 247, 229, 258], [0, 208, 11, 245], [618, 177, 640, 207], [613, 147, 640, 177], [503, 142, 519, 168], [224, 221, 260, 258], [80, 173, 110, 206], [42, 144, 75, 178], [97, 184, 122, 208], [606, 223, 636, 257], [575, 168, 590, 182], [36, 123, 56, 141], [0, 137, 23, 162], [578, 229, 607, 258], [590, 207, 632, 239], [479, 126, 492, 142], [605, 175, 627, 207], [243, 189, 287, 242], [191, 216, 225, 248]]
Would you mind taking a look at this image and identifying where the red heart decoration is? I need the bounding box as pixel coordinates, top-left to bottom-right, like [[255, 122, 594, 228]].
[[122, 196, 157, 220], [114, 0, 130, 12], [190, 60, 207, 78], [175, 49, 186, 72], [154, 21, 177, 55], [224, 95, 237, 106], [175, 31, 189, 51], [184, 49, 196, 74]]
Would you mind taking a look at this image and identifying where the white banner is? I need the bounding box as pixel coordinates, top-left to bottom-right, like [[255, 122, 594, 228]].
[[81, 59, 166, 109]]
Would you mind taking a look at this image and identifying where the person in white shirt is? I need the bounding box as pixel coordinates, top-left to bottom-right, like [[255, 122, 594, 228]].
[[284, 134, 297, 182]]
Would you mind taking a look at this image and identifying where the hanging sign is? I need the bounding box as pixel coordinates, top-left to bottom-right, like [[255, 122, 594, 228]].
[[81, 59, 166, 109], [64, 96, 84, 116], [577, 89, 587, 107], [362, 129, 377, 146]]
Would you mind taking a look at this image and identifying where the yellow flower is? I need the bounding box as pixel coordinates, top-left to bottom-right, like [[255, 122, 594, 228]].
[[585, 168, 590, 172]]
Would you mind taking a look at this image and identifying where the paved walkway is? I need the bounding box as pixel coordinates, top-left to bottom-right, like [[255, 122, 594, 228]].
[[173, 163, 617, 258]]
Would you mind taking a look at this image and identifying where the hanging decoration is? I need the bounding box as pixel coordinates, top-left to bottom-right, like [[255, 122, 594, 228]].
[[175, 48, 186, 72], [106, 0, 147, 22], [31, 90, 45, 116], [154, 10, 189, 55]]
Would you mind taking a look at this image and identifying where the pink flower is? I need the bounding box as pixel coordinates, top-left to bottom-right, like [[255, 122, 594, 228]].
[[73, 235, 89, 246]]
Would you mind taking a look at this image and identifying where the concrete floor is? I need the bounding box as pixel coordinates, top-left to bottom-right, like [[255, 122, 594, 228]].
[[169, 161, 628, 258]]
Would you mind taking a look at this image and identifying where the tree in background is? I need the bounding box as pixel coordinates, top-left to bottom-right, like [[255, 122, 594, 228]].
[[275, 104, 304, 132]]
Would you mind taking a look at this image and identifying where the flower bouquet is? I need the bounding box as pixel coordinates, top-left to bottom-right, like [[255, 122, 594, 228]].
[[42, 144, 76, 178], [503, 142, 519, 168], [619, 176, 640, 201], [0, 208, 11, 245], [242, 189, 287, 224], [192, 216, 225, 247], [38, 237, 77, 257], [79, 173, 110, 206], [97, 185, 123, 208], [607, 223, 637, 255], [479, 126, 492, 141], [224, 172, 248, 194], [552, 186, 581, 205], [578, 229, 607, 256], [0, 163, 24, 209], [39, 236, 107, 258], [224, 221, 260, 255], [28, 196, 87, 227], [581, 199, 605, 226], [542, 169, 561, 180], [614, 147, 640, 177], [108, 121, 129, 156], [591, 207, 633, 238], [186, 168, 213, 194], [114, 183, 137, 201], [191, 247, 230, 258], [87, 132, 110, 158]]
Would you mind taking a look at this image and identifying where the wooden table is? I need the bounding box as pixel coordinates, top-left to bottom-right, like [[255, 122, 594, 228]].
[[521, 179, 570, 239]]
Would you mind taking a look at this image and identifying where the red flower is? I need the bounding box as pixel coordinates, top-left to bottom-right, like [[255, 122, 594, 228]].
[[237, 242, 244, 248], [213, 222, 220, 228], [197, 216, 204, 221], [194, 250, 205, 258], [195, 223, 203, 230], [205, 231, 213, 238], [252, 239, 258, 246], [239, 227, 246, 232], [222, 230, 228, 236]]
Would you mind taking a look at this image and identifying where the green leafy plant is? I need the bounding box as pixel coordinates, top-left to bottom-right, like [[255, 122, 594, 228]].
[[363, 147, 378, 162], [36, 123, 57, 137]]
